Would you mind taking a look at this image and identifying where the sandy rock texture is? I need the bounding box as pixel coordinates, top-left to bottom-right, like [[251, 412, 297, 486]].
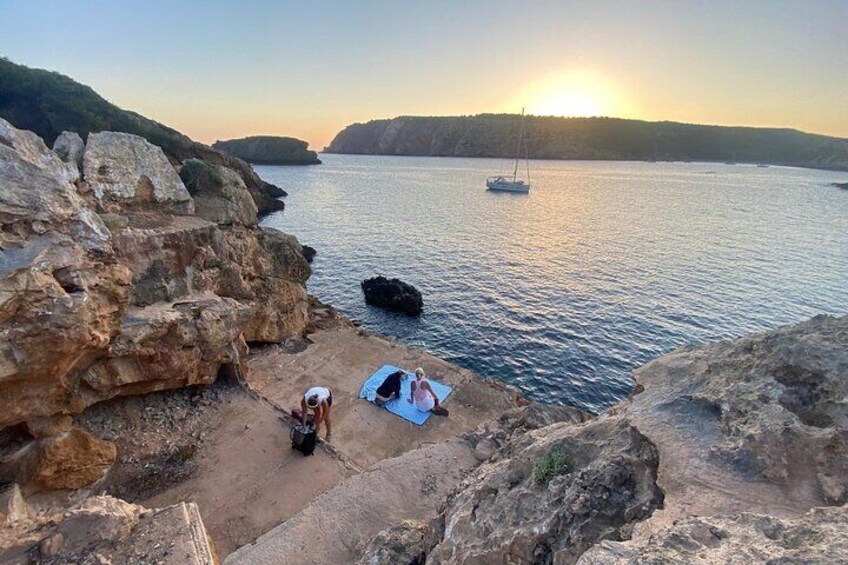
[[577, 505, 848, 564], [0, 118, 309, 489], [0, 494, 215, 564]]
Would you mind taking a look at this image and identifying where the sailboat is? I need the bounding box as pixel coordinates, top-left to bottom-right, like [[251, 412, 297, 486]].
[[487, 108, 531, 193]]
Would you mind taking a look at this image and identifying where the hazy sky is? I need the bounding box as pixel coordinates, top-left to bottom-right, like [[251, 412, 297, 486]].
[[1, 0, 846, 148]]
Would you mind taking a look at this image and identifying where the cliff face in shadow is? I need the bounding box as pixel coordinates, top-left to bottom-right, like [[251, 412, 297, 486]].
[[213, 136, 321, 165], [326, 114, 848, 171], [0, 58, 286, 216]]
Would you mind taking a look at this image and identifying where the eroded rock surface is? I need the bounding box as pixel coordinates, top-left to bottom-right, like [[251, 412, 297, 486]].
[[577, 505, 848, 564], [11, 427, 117, 490], [427, 417, 664, 565], [0, 494, 215, 564], [356, 520, 428, 565], [83, 131, 194, 214], [179, 159, 258, 226], [52, 131, 85, 174], [0, 119, 310, 489], [628, 313, 848, 513]]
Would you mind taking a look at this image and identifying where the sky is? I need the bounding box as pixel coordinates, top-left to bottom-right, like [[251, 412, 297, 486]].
[[1, 0, 846, 148]]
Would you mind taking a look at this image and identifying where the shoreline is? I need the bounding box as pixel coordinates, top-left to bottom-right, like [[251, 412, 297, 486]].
[[317, 151, 848, 174]]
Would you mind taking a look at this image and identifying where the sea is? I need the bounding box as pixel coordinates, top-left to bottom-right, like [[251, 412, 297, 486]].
[[257, 155, 848, 413]]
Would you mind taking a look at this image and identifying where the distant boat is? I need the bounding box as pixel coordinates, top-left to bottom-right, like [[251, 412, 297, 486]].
[[757, 164, 769, 168], [487, 108, 531, 193]]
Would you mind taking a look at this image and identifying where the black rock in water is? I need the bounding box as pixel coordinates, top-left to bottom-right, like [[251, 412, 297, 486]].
[[302, 245, 317, 263], [361, 276, 423, 316]]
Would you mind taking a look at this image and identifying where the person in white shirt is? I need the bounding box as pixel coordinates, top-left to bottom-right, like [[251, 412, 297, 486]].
[[408, 368, 448, 416], [301, 385, 333, 442]]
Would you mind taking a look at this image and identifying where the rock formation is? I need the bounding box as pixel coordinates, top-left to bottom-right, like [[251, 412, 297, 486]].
[[213, 136, 321, 166], [325, 114, 848, 171], [577, 506, 848, 564], [355, 315, 848, 564], [301, 244, 317, 263], [427, 417, 664, 564], [0, 57, 287, 217], [0, 493, 215, 564], [356, 520, 428, 565], [629, 313, 848, 508], [0, 118, 310, 489], [361, 276, 424, 316]]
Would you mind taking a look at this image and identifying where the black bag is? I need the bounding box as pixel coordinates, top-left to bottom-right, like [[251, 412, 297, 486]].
[[290, 424, 317, 456]]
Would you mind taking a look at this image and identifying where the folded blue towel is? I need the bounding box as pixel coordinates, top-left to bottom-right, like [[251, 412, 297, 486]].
[[359, 364, 453, 425]]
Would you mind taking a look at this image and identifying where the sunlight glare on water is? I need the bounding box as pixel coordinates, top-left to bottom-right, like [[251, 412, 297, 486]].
[[259, 156, 848, 413]]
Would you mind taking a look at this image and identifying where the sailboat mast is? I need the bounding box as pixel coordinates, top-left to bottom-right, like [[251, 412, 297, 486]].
[[513, 107, 524, 181]]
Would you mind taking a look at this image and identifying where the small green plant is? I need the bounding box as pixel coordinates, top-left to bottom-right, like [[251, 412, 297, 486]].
[[532, 448, 570, 487]]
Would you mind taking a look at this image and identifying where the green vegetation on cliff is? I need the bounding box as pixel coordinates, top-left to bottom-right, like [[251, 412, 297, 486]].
[[0, 57, 286, 214], [326, 114, 848, 171], [214, 136, 321, 165]]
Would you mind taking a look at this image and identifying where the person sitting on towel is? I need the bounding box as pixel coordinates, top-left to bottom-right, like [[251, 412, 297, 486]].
[[408, 368, 449, 416], [301, 385, 333, 442], [374, 369, 406, 406]]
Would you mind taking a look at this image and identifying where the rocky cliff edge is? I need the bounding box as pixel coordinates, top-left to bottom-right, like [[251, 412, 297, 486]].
[[0, 118, 310, 491]]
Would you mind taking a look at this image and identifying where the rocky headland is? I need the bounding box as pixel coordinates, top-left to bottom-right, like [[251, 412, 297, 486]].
[[325, 114, 848, 171], [213, 136, 321, 166], [0, 58, 287, 216], [0, 115, 845, 562]]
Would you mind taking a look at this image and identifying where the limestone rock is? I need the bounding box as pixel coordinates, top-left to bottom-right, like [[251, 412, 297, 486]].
[[179, 159, 258, 226], [220, 227, 312, 342], [630, 313, 848, 507], [0, 236, 132, 428], [356, 520, 428, 565], [18, 428, 117, 490], [0, 484, 29, 524], [110, 214, 219, 306], [52, 130, 85, 173], [0, 495, 215, 564], [0, 117, 108, 249], [25, 415, 73, 438], [79, 294, 254, 404], [83, 131, 194, 214], [361, 276, 423, 316], [576, 505, 848, 564], [427, 417, 664, 565]]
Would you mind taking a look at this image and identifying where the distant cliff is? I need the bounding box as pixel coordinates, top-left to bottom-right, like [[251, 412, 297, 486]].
[[326, 114, 848, 171], [0, 57, 286, 215], [213, 136, 321, 165]]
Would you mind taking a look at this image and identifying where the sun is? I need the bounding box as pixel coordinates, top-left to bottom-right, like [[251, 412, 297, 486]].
[[520, 69, 629, 119], [535, 90, 603, 118]]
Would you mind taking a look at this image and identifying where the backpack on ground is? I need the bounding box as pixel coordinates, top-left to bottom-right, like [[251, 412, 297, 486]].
[[290, 424, 317, 456]]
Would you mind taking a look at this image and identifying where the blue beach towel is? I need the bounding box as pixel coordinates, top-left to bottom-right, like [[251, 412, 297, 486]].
[[359, 364, 453, 425]]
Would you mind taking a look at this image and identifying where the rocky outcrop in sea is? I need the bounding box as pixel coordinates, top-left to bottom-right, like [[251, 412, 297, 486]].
[[0, 118, 311, 490], [361, 276, 424, 316], [213, 136, 321, 166]]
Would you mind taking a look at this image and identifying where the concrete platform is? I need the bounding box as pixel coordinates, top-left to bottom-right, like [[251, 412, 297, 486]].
[[245, 326, 522, 469]]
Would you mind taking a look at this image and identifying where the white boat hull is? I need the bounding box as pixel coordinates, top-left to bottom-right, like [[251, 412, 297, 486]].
[[486, 178, 530, 193]]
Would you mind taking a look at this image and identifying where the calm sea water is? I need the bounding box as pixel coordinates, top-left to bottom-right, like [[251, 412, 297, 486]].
[[258, 156, 848, 413]]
